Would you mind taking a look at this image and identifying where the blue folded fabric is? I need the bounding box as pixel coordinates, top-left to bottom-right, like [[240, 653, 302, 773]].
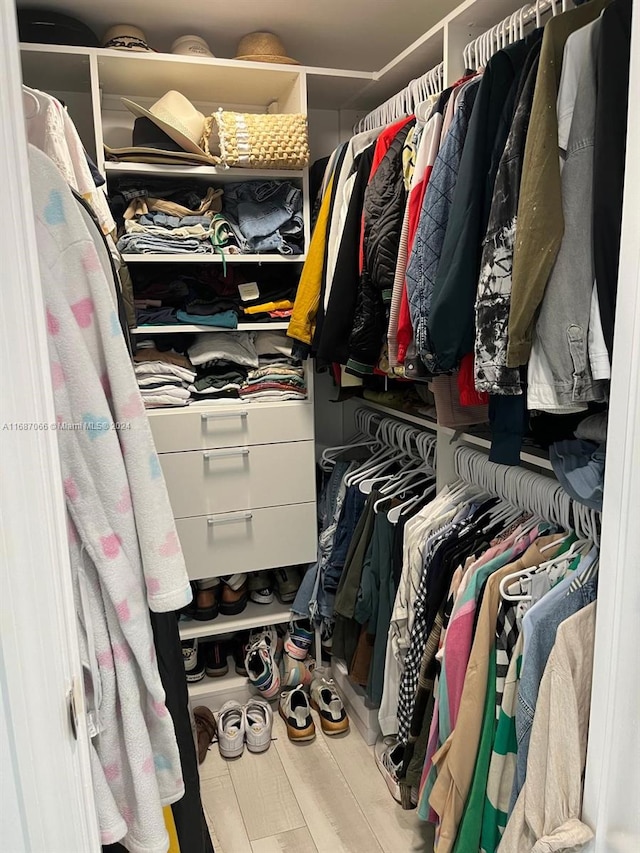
[[550, 439, 605, 511], [176, 310, 238, 329]]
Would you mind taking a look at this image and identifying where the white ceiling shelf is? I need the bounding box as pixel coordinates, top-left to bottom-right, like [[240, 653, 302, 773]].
[[105, 162, 305, 182], [132, 321, 291, 335], [180, 599, 292, 641], [122, 253, 305, 264]]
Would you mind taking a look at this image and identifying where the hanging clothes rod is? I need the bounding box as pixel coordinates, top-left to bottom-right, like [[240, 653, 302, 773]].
[[454, 446, 601, 541], [463, 0, 569, 70], [351, 410, 437, 465], [355, 62, 445, 134]]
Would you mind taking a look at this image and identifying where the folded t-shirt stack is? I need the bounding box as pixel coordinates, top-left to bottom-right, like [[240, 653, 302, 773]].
[[187, 330, 306, 403], [133, 343, 196, 408], [241, 331, 306, 402]]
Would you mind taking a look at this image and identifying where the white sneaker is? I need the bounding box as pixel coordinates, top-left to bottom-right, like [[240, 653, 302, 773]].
[[245, 639, 281, 700], [310, 669, 349, 735], [279, 687, 316, 742], [216, 700, 245, 759], [249, 625, 278, 650], [243, 699, 273, 753], [374, 738, 404, 803]]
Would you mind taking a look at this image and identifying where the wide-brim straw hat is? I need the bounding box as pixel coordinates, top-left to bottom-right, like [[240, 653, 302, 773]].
[[235, 31, 298, 65], [121, 90, 209, 156], [102, 24, 153, 52]]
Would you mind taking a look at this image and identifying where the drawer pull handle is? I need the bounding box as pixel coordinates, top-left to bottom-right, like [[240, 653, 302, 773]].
[[201, 411, 249, 422], [203, 448, 250, 460], [207, 512, 253, 526]]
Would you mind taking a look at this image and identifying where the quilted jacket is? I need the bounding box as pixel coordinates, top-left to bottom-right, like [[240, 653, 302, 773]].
[[346, 120, 413, 376], [406, 78, 480, 372]]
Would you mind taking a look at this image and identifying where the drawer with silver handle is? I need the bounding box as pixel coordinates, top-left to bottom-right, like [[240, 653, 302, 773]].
[[148, 402, 314, 453], [159, 440, 315, 518], [175, 502, 317, 580]]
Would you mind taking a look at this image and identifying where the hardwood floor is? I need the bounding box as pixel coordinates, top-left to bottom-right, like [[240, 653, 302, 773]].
[[200, 714, 435, 853]]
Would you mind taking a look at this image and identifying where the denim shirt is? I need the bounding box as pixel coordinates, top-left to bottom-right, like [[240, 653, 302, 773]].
[[511, 575, 598, 811]]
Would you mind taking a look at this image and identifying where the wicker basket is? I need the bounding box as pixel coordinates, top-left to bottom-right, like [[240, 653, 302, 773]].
[[203, 109, 309, 170]]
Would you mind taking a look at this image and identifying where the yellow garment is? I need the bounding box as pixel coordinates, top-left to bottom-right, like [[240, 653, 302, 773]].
[[287, 174, 334, 345], [163, 806, 180, 853], [243, 299, 294, 315]]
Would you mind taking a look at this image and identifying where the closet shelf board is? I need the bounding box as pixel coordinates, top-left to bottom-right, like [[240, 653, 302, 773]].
[[131, 322, 291, 335], [179, 600, 292, 641], [21, 45, 90, 93], [96, 51, 301, 107], [121, 254, 306, 264], [187, 662, 248, 700], [351, 400, 439, 433], [439, 427, 554, 471], [104, 162, 305, 183]]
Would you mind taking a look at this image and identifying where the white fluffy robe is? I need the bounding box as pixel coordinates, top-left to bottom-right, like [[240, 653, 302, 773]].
[[29, 146, 191, 853]]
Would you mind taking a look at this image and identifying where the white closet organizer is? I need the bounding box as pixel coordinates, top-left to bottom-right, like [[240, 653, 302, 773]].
[[19, 41, 330, 705]]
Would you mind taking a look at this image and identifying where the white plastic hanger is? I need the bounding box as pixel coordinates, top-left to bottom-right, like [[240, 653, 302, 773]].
[[22, 86, 41, 119]]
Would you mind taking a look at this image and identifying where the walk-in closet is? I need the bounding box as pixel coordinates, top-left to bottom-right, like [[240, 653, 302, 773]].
[[1, 1, 638, 852]]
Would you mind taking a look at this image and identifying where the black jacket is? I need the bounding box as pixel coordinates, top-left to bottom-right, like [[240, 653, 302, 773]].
[[316, 144, 375, 365], [593, 0, 632, 357], [346, 121, 413, 376], [428, 33, 542, 373]]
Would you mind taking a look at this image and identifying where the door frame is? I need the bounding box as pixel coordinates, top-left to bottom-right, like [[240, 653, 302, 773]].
[[0, 2, 99, 850]]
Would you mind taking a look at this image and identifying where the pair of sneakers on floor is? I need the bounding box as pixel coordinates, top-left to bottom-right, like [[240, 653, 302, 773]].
[[215, 698, 273, 759], [279, 668, 349, 742]]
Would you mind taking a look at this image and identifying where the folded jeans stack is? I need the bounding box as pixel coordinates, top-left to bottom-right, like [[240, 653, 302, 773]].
[[223, 181, 304, 256], [117, 210, 239, 256]]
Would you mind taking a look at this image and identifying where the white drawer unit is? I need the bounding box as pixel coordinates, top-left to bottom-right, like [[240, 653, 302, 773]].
[[159, 440, 316, 518], [176, 502, 317, 580], [148, 401, 314, 453]]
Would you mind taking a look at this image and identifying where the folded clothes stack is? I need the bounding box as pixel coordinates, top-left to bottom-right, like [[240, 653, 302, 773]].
[[187, 330, 306, 404], [117, 210, 239, 256], [110, 178, 304, 256], [131, 266, 298, 327], [219, 181, 304, 256], [240, 331, 306, 402], [133, 342, 196, 408]]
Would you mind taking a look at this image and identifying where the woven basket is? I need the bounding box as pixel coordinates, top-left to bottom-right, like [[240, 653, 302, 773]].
[[203, 109, 309, 170]]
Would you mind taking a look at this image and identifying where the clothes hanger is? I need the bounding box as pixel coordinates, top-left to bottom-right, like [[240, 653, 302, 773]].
[[387, 481, 438, 524], [22, 86, 41, 119], [500, 536, 592, 601]]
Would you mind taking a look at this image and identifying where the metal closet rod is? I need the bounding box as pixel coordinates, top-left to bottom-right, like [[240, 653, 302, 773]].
[[454, 445, 601, 541], [354, 61, 445, 134], [464, 0, 570, 69], [352, 409, 437, 463]]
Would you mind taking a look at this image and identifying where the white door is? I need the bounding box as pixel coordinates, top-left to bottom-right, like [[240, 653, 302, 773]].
[[0, 3, 99, 850]]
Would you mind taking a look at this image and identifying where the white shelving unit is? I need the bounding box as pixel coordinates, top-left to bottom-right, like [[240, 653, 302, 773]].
[[104, 161, 306, 183], [121, 253, 305, 264]]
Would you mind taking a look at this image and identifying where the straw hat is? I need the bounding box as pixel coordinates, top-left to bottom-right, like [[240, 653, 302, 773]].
[[102, 24, 153, 52], [171, 35, 214, 58], [121, 90, 209, 156], [235, 31, 298, 65]]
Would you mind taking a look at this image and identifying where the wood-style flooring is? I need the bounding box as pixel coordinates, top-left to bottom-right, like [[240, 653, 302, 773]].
[[200, 714, 435, 853]]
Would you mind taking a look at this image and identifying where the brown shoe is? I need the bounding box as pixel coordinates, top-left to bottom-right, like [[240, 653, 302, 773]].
[[194, 706, 217, 764], [220, 580, 248, 615], [194, 586, 219, 621]]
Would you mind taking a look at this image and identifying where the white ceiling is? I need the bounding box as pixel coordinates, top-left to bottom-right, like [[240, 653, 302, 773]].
[[16, 0, 464, 71]]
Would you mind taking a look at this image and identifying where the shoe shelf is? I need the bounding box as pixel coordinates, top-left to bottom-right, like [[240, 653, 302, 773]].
[[179, 599, 293, 641], [188, 656, 250, 700]]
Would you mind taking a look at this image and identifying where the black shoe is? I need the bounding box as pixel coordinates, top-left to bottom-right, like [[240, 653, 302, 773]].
[[232, 632, 251, 676], [204, 641, 229, 678], [183, 641, 205, 683]]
